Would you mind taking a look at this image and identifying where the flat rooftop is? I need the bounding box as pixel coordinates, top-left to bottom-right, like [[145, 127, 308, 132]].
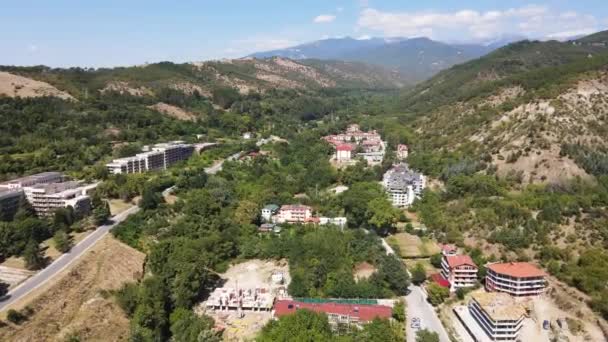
[[32, 181, 82, 194], [1, 171, 63, 185], [471, 291, 528, 321]]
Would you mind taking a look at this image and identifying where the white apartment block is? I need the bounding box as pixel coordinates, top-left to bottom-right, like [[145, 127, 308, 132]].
[[0, 172, 64, 191], [319, 217, 347, 228], [23, 181, 96, 218], [382, 163, 426, 207], [468, 292, 527, 341], [441, 254, 478, 292], [485, 262, 546, 297], [107, 141, 194, 174]]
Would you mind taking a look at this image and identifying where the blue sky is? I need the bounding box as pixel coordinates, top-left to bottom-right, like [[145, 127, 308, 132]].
[[2, 0, 607, 67]]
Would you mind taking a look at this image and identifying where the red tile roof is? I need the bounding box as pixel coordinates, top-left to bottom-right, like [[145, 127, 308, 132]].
[[487, 262, 546, 278], [430, 273, 450, 288], [280, 204, 312, 212], [446, 255, 477, 268], [441, 244, 457, 252], [274, 300, 392, 322], [336, 144, 354, 151]]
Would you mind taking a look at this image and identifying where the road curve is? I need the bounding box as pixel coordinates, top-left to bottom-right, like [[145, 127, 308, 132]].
[[0, 205, 140, 311]]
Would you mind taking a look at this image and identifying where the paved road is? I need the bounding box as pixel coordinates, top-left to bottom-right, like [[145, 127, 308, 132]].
[[406, 286, 451, 342], [204, 152, 241, 175], [0, 205, 140, 311]]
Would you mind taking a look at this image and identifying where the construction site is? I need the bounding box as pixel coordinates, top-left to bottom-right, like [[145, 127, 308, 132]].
[[197, 259, 290, 341]]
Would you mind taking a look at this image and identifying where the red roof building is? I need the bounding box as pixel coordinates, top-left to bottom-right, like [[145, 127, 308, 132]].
[[441, 255, 478, 291], [274, 300, 392, 327], [430, 273, 451, 288], [486, 262, 546, 296], [336, 144, 354, 151], [441, 244, 458, 256]]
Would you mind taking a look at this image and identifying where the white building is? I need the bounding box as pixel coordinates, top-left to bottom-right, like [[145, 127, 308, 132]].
[[468, 292, 527, 341], [382, 163, 426, 207], [336, 144, 353, 162], [319, 216, 347, 228], [397, 144, 409, 160], [485, 262, 546, 297], [107, 141, 194, 174], [274, 204, 312, 223], [261, 204, 279, 222], [23, 181, 96, 218], [441, 254, 478, 292], [0, 172, 64, 191]]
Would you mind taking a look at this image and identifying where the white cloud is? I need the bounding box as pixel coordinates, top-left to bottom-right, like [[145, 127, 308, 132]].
[[357, 5, 599, 41], [313, 14, 336, 23]]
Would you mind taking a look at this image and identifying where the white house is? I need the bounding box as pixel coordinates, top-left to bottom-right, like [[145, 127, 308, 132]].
[[261, 204, 279, 222], [336, 144, 353, 162]]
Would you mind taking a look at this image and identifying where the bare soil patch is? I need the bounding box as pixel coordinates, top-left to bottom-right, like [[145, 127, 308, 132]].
[[0, 236, 145, 342], [354, 262, 376, 281], [148, 102, 197, 121], [0, 71, 74, 100]]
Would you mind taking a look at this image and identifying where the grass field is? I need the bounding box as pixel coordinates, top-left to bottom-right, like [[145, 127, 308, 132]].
[[389, 233, 440, 258]]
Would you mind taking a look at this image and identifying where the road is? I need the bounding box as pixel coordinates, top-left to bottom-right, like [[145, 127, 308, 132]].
[[0, 205, 140, 311], [204, 151, 241, 175], [406, 286, 451, 342], [380, 238, 450, 341]]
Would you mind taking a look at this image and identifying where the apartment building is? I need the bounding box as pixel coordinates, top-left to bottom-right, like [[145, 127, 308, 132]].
[[382, 163, 426, 207], [24, 181, 95, 218], [0, 189, 23, 220], [396, 144, 409, 160], [468, 292, 527, 341], [261, 204, 279, 222], [274, 300, 392, 329], [336, 144, 353, 162], [107, 141, 194, 174], [485, 262, 546, 297], [0, 171, 64, 191], [441, 254, 478, 292], [319, 216, 347, 228], [274, 204, 312, 223]]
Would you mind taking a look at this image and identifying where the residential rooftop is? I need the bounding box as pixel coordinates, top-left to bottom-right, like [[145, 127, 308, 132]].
[[274, 300, 392, 322], [446, 255, 477, 268], [471, 291, 528, 321], [487, 262, 546, 278]]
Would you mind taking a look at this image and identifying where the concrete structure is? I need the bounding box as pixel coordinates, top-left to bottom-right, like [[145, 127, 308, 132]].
[[23, 181, 96, 218], [397, 144, 409, 160], [467, 292, 528, 341], [0, 189, 23, 220], [441, 244, 458, 257], [258, 223, 282, 234], [382, 163, 426, 207], [261, 204, 279, 222], [206, 287, 274, 312], [0, 172, 64, 191], [441, 254, 478, 292], [106, 141, 194, 174], [485, 262, 546, 297], [336, 144, 353, 162], [319, 216, 347, 228], [274, 300, 392, 329], [274, 204, 312, 223]]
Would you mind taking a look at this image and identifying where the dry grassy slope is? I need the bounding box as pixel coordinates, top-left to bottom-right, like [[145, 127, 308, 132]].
[[0, 236, 145, 342], [0, 71, 75, 100], [415, 71, 608, 183]]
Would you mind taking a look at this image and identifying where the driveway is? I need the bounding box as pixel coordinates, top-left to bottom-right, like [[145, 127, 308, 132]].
[[406, 286, 451, 342]]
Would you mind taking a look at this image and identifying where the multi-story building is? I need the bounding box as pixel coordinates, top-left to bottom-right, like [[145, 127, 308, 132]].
[[336, 144, 353, 162], [485, 262, 546, 297], [382, 163, 426, 207], [319, 216, 347, 228], [107, 141, 194, 174], [261, 204, 279, 222], [274, 300, 392, 329], [0, 189, 23, 220], [23, 181, 95, 218], [441, 254, 478, 292], [468, 292, 527, 341], [396, 144, 409, 160], [0, 171, 64, 191], [274, 204, 312, 223]]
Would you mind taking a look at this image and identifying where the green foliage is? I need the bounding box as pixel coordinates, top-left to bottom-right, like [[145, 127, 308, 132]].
[[23, 240, 46, 270], [426, 283, 449, 306], [6, 309, 27, 324], [416, 329, 440, 342], [392, 299, 406, 322], [429, 253, 442, 268], [257, 309, 333, 342], [169, 308, 218, 342], [53, 230, 73, 253], [411, 263, 427, 285]]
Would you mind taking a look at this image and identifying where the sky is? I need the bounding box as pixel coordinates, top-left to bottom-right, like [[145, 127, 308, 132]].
[[2, 0, 607, 67]]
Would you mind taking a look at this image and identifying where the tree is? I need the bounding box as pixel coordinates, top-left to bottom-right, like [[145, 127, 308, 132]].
[[0, 280, 9, 298], [366, 198, 400, 235], [53, 229, 73, 253], [411, 262, 427, 285], [140, 186, 163, 210], [257, 309, 333, 342], [169, 308, 217, 342], [377, 255, 410, 295], [6, 309, 26, 324], [392, 299, 406, 322], [416, 329, 440, 342], [93, 199, 111, 225], [429, 253, 442, 268], [23, 240, 45, 270], [427, 283, 449, 306]]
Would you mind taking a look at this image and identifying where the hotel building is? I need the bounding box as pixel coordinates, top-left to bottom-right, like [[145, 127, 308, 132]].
[[106, 141, 194, 174], [485, 262, 546, 297], [468, 292, 527, 341]]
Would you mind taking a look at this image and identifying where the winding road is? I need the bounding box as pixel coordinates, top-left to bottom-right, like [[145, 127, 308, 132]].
[[0, 151, 242, 312]]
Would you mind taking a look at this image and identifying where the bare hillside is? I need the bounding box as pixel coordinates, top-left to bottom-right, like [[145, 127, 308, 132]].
[[0, 71, 74, 100]]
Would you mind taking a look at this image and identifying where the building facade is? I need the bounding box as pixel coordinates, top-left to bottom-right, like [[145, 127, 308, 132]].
[[23, 181, 95, 218], [468, 292, 527, 341], [0, 172, 64, 191], [274, 204, 312, 223], [0, 189, 23, 220], [261, 204, 279, 222], [382, 163, 426, 207], [396, 144, 409, 160], [319, 216, 347, 228], [441, 255, 478, 292], [336, 144, 353, 162], [485, 262, 546, 297], [107, 141, 194, 174]]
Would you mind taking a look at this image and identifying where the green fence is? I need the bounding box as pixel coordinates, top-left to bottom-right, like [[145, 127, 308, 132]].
[[293, 298, 378, 305]]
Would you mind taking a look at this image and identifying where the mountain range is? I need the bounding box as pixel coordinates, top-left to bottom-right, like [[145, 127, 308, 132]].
[[248, 36, 527, 84]]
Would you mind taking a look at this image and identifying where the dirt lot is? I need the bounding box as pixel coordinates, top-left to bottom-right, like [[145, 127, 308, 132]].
[[354, 262, 376, 280], [0, 236, 145, 342], [389, 233, 440, 258], [198, 259, 290, 341], [108, 199, 136, 216]]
